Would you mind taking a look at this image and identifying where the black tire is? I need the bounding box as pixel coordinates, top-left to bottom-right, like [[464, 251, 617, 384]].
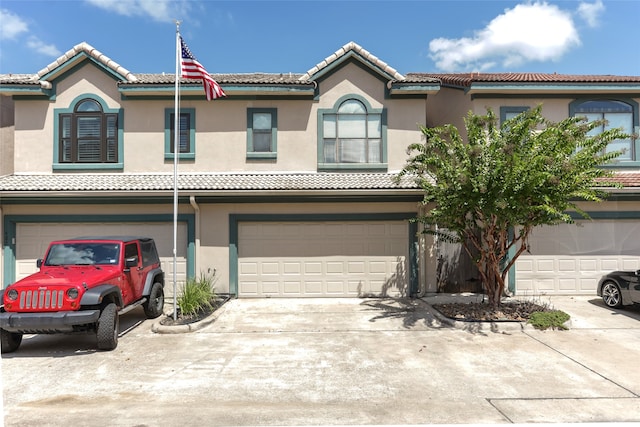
[[1, 329, 23, 354], [601, 281, 623, 308], [143, 282, 164, 319], [96, 302, 119, 351]]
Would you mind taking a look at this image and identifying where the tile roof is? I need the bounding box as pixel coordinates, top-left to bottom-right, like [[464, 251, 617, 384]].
[[599, 171, 640, 188], [0, 173, 419, 193], [408, 72, 640, 87]]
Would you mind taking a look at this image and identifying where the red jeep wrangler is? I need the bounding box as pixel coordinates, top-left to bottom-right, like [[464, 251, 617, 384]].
[[0, 236, 165, 353]]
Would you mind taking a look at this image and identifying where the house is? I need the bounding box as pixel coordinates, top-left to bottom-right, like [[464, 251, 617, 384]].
[[416, 72, 640, 295], [1, 41, 639, 298], [0, 41, 439, 298]]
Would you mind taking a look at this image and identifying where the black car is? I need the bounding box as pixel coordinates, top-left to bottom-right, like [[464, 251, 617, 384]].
[[597, 270, 640, 308]]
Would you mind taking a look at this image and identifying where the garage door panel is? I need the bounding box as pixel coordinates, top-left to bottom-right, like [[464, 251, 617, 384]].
[[516, 220, 639, 295], [238, 221, 408, 297]]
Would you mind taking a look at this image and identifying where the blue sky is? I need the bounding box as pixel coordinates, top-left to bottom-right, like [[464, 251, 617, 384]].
[[1, 0, 639, 76]]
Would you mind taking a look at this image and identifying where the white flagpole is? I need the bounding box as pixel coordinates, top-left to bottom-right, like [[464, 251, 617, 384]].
[[173, 21, 181, 321]]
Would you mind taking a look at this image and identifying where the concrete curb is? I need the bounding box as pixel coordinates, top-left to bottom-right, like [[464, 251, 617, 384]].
[[416, 297, 537, 332], [151, 298, 231, 334]]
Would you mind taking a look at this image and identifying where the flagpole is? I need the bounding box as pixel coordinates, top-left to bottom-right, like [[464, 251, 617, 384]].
[[173, 20, 181, 321]]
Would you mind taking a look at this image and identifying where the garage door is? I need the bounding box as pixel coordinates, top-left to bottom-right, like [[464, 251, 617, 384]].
[[15, 223, 188, 285], [515, 220, 640, 295], [238, 221, 409, 297]]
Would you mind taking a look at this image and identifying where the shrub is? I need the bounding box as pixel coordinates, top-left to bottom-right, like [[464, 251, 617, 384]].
[[177, 271, 217, 316], [528, 310, 570, 330]]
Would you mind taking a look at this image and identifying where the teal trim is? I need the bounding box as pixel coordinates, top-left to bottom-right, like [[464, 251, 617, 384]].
[[2, 214, 195, 287], [569, 97, 639, 167], [317, 94, 388, 171], [507, 227, 516, 294], [164, 107, 196, 160], [228, 213, 419, 297], [53, 94, 124, 171], [307, 53, 397, 84], [246, 108, 277, 160], [0, 86, 54, 98], [471, 93, 640, 100], [40, 51, 130, 82]]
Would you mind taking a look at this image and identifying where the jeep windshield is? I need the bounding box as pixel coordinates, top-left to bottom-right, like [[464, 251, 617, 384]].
[[44, 243, 121, 266]]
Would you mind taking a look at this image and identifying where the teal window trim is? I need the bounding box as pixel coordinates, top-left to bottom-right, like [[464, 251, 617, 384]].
[[569, 97, 639, 167], [228, 213, 417, 297], [499, 106, 529, 124], [246, 108, 277, 160], [2, 214, 196, 287], [317, 94, 387, 171], [165, 107, 196, 160], [53, 94, 124, 171]]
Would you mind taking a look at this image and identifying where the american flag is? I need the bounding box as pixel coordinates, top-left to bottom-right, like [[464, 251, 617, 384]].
[[180, 36, 226, 100]]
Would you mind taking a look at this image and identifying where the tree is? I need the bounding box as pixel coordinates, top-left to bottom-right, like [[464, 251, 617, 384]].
[[399, 106, 628, 307]]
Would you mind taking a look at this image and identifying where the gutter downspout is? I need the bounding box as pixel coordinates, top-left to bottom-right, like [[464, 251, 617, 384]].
[[189, 196, 200, 275]]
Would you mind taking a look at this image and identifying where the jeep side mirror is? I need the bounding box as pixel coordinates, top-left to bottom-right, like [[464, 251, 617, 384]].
[[37, 259, 43, 268], [125, 256, 139, 268]]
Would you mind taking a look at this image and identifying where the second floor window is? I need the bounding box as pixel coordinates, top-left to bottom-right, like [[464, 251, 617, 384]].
[[169, 112, 192, 154], [321, 98, 384, 166], [247, 108, 277, 159], [58, 99, 118, 163], [572, 99, 637, 162]]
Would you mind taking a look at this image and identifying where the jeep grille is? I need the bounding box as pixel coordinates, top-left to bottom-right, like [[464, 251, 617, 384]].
[[19, 289, 65, 310]]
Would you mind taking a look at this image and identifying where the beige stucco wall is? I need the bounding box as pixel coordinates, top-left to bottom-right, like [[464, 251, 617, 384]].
[[1, 199, 438, 295], [0, 95, 15, 176], [11, 61, 427, 174]]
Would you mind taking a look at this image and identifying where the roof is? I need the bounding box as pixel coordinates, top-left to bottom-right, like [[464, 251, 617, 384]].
[[408, 73, 640, 87], [0, 173, 419, 193]]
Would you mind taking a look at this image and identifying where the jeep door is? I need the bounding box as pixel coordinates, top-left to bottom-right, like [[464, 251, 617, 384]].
[[123, 242, 146, 303]]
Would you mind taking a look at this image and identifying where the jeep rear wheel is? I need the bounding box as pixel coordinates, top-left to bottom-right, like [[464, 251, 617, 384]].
[[143, 282, 164, 319], [96, 303, 119, 351], [1, 329, 23, 354]]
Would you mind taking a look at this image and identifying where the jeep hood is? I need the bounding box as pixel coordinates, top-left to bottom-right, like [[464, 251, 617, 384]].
[[11, 266, 121, 288]]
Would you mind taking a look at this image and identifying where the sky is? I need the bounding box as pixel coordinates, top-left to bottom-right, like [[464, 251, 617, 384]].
[[0, 0, 639, 77]]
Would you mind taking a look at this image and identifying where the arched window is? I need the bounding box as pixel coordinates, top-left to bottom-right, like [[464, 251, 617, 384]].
[[572, 99, 636, 161], [58, 98, 118, 163], [319, 96, 385, 168]]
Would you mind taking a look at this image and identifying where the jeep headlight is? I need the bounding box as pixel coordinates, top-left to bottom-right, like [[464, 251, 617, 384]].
[[66, 288, 79, 300], [6, 289, 18, 301]]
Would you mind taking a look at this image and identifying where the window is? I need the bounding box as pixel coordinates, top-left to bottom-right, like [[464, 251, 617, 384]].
[[500, 106, 529, 124], [165, 108, 195, 160], [570, 99, 639, 164], [247, 108, 277, 159], [318, 95, 387, 170], [55, 97, 121, 169]]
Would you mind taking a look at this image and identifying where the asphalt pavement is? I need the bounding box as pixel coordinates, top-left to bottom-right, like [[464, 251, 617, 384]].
[[1, 294, 639, 426]]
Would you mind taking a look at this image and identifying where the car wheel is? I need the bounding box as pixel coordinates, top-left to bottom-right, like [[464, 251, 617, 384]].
[[143, 282, 164, 319], [601, 281, 623, 308], [1, 329, 23, 354], [96, 302, 119, 351]]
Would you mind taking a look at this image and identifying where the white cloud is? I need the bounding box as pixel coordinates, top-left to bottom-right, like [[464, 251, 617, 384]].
[[27, 37, 62, 57], [577, 0, 605, 28], [429, 1, 581, 72], [85, 0, 191, 23], [0, 8, 28, 40]]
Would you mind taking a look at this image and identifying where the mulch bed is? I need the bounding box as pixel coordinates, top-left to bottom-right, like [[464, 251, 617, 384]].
[[432, 300, 549, 322], [159, 296, 229, 326]]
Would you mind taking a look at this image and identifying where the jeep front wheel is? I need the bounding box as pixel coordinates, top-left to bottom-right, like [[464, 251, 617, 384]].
[[1, 329, 23, 354], [96, 303, 119, 351], [143, 282, 164, 319]]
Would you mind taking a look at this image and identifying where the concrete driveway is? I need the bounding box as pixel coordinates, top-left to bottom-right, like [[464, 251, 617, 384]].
[[2, 295, 639, 426]]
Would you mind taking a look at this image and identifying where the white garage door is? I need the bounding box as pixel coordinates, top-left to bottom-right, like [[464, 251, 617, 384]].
[[515, 220, 640, 295], [15, 223, 188, 285], [238, 221, 409, 297]]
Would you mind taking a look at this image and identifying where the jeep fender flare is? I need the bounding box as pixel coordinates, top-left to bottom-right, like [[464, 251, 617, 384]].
[[142, 267, 165, 296], [80, 284, 123, 308]]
